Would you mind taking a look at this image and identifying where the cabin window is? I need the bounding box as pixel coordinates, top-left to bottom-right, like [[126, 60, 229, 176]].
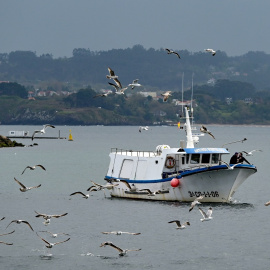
[[201, 154, 210, 164], [186, 154, 190, 164], [181, 156, 185, 165], [211, 154, 219, 164], [190, 154, 200, 164]]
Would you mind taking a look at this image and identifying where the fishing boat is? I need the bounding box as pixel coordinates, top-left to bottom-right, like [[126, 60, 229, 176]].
[[104, 106, 257, 203]]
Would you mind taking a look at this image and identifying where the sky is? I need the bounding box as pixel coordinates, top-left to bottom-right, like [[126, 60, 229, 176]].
[[1, 0, 270, 58]]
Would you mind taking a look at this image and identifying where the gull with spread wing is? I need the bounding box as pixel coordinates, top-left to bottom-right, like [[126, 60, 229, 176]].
[[100, 241, 141, 256], [200, 125, 215, 139], [14, 177, 41, 192], [36, 233, 70, 248], [21, 164, 46, 175], [31, 124, 55, 140], [205, 48, 216, 56], [165, 48, 181, 59], [6, 219, 34, 231], [168, 220, 190, 229], [198, 207, 213, 222]]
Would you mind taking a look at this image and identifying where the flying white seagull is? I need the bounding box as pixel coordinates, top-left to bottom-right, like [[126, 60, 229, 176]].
[[165, 48, 181, 59], [198, 207, 213, 222], [200, 125, 215, 139], [242, 150, 262, 156], [70, 191, 91, 199], [204, 48, 216, 56], [100, 241, 141, 256], [161, 91, 172, 102], [0, 241, 13, 245], [220, 161, 239, 170], [106, 67, 118, 80], [21, 164, 46, 175], [39, 231, 70, 238], [35, 211, 68, 220], [189, 195, 204, 212], [128, 79, 142, 90], [32, 124, 55, 140], [36, 233, 70, 248], [90, 180, 119, 190], [6, 219, 34, 231], [139, 126, 149, 132], [108, 82, 128, 95], [93, 92, 112, 98], [264, 201, 270, 206], [101, 231, 141, 235], [168, 220, 190, 229], [14, 177, 41, 192]]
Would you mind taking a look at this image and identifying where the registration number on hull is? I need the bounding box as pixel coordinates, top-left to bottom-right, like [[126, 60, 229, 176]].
[[188, 191, 219, 197]]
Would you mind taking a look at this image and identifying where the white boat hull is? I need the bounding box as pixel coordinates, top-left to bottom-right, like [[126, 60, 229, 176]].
[[107, 165, 257, 203]]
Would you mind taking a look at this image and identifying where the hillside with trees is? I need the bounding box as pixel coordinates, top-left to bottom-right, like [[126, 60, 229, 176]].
[[0, 46, 270, 125]]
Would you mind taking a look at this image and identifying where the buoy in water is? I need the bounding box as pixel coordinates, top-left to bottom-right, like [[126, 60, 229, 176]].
[[68, 129, 73, 141], [170, 178, 180, 187]]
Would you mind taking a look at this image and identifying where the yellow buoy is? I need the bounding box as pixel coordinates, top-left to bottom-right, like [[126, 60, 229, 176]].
[[68, 129, 73, 141]]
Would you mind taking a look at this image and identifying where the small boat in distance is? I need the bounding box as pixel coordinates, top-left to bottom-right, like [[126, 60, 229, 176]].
[[104, 107, 257, 203]]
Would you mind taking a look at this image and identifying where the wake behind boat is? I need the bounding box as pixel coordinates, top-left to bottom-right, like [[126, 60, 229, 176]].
[[104, 107, 257, 203]]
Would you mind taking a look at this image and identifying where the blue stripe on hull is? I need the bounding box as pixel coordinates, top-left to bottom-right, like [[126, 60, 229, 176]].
[[105, 164, 257, 184]]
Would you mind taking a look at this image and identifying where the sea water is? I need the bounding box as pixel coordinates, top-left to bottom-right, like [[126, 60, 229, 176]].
[[0, 125, 269, 270]]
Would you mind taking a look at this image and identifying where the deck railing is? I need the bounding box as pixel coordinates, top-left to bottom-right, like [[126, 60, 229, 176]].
[[110, 148, 157, 157]]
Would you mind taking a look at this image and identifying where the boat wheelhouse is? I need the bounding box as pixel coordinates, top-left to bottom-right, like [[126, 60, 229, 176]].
[[104, 107, 257, 202]]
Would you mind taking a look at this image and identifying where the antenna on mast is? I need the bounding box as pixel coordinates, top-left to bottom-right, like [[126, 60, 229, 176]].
[[181, 72, 184, 116]]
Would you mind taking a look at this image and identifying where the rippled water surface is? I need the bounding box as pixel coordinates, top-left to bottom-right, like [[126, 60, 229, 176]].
[[0, 125, 269, 270]]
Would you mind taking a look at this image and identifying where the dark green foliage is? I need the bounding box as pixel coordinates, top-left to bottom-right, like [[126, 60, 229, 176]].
[[0, 82, 28, 98]]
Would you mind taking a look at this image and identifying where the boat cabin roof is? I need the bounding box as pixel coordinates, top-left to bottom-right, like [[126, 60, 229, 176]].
[[183, 148, 229, 154]]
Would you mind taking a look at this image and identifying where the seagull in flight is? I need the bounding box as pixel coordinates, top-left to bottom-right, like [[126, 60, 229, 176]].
[[90, 180, 119, 190], [242, 150, 262, 156], [161, 91, 172, 102], [106, 67, 118, 80], [0, 217, 5, 221], [198, 207, 213, 222], [39, 231, 70, 238], [6, 219, 34, 231], [165, 48, 181, 59], [14, 177, 41, 192], [86, 186, 99, 192], [264, 201, 270, 206], [220, 161, 239, 170], [204, 48, 216, 56], [200, 125, 215, 139], [139, 126, 149, 132], [70, 191, 91, 199], [189, 195, 204, 212], [21, 164, 46, 175], [168, 220, 190, 229], [0, 241, 13, 245], [36, 233, 70, 248], [35, 211, 68, 220], [32, 124, 55, 140], [108, 82, 128, 95], [93, 91, 112, 98], [128, 79, 142, 90], [100, 241, 141, 256], [101, 231, 141, 235]]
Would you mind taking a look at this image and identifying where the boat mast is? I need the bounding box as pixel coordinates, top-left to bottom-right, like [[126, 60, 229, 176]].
[[181, 72, 184, 116], [191, 73, 194, 126], [185, 106, 194, 148]]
